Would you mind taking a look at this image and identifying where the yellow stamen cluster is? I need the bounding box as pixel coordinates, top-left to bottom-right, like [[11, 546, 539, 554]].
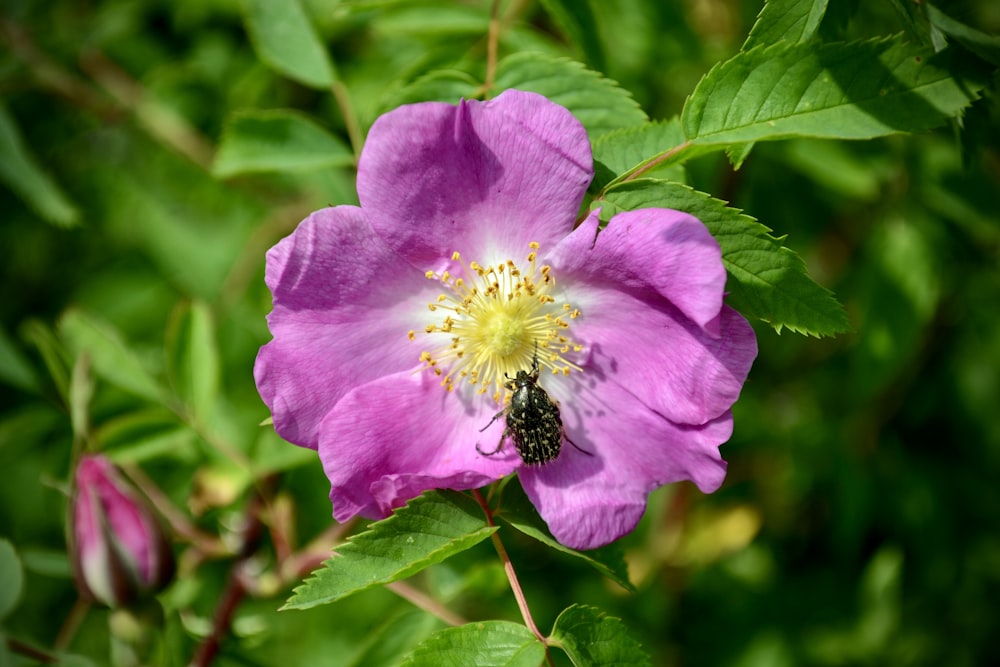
[[413, 242, 583, 404]]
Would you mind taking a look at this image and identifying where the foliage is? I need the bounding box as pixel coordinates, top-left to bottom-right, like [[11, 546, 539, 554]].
[[1, 0, 998, 665]]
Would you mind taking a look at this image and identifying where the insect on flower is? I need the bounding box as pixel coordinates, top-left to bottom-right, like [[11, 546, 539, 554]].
[[478, 344, 587, 465], [255, 90, 758, 549]]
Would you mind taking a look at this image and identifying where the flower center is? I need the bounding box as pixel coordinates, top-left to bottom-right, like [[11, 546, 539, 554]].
[[410, 242, 583, 405]]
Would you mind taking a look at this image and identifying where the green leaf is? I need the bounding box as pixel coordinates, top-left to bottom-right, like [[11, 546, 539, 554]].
[[602, 180, 851, 337], [250, 427, 316, 474], [850, 216, 940, 398], [95, 408, 197, 464], [165, 300, 219, 423], [283, 490, 496, 610], [0, 630, 10, 667], [373, 4, 489, 36], [213, 109, 354, 178], [103, 424, 199, 464], [19, 547, 72, 579], [0, 539, 24, 620], [347, 609, 441, 667], [926, 4, 1000, 66], [591, 120, 687, 191], [496, 480, 634, 592], [494, 53, 647, 138], [779, 139, 887, 201], [743, 0, 829, 51], [885, 0, 933, 48], [332, 0, 420, 10], [383, 70, 482, 109], [0, 324, 40, 394], [20, 319, 71, 403], [683, 36, 985, 146], [0, 104, 80, 227], [399, 622, 544, 667], [539, 0, 605, 72], [725, 142, 755, 170], [550, 605, 651, 667], [68, 354, 94, 442], [58, 310, 167, 402], [242, 0, 336, 89], [91, 130, 263, 301]]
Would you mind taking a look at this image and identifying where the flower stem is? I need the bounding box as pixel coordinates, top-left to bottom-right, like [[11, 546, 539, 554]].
[[188, 481, 270, 667], [588, 140, 697, 216], [189, 563, 248, 667], [121, 463, 228, 557], [386, 581, 468, 627], [54, 597, 90, 651], [472, 489, 552, 664], [624, 140, 693, 182], [331, 81, 363, 161], [78, 49, 214, 168], [7, 636, 59, 663], [484, 0, 500, 92]]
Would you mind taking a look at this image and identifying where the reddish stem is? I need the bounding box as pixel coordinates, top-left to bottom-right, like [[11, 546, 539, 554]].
[[472, 489, 553, 665], [188, 480, 270, 667]]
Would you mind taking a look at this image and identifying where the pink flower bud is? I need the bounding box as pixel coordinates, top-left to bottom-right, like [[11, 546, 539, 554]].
[[70, 455, 174, 608]]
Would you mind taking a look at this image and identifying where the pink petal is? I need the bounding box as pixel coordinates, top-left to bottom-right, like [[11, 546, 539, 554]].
[[71, 455, 172, 605], [73, 466, 114, 604], [575, 291, 755, 425], [76, 458, 148, 571], [519, 373, 734, 550], [550, 208, 728, 334], [255, 206, 440, 448], [358, 89, 593, 270], [319, 372, 519, 521], [547, 211, 757, 425]]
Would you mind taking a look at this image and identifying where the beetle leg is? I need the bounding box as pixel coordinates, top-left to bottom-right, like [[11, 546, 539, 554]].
[[476, 427, 508, 457], [479, 410, 505, 433], [564, 433, 593, 457]]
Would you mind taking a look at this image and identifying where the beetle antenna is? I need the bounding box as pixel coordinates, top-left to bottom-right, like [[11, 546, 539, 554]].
[[565, 435, 593, 457]]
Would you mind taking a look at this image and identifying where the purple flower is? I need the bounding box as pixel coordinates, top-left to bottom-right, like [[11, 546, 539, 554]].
[[254, 90, 757, 550], [70, 455, 174, 607]]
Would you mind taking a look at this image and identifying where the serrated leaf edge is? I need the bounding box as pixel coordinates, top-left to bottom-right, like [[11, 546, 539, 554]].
[[603, 180, 852, 337], [283, 492, 495, 610]]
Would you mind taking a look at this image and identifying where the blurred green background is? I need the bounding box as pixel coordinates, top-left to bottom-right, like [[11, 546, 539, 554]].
[[1, 0, 999, 665]]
